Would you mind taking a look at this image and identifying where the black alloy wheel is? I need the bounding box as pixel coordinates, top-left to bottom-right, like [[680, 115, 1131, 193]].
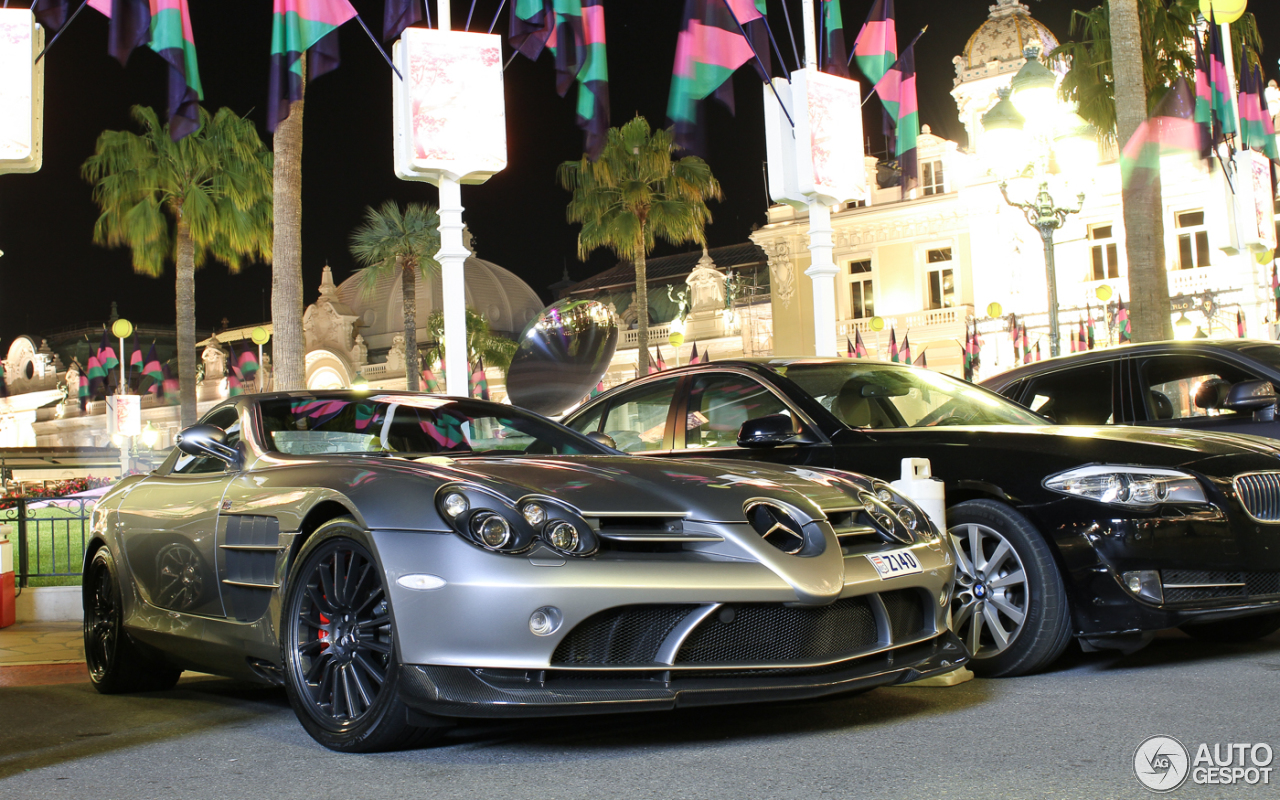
[[83, 547, 182, 694], [281, 518, 439, 752]]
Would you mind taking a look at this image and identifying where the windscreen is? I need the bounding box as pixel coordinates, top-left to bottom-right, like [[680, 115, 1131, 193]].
[[774, 363, 1048, 429], [257, 395, 609, 457]]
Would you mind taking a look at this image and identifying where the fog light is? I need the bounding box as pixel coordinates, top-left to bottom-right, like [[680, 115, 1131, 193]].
[[522, 503, 547, 527], [529, 606, 563, 636], [442, 492, 468, 518], [547, 521, 579, 552], [1121, 570, 1163, 603], [474, 513, 511, 548]]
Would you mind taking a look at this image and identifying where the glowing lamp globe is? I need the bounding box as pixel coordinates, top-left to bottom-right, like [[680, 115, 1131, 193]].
[[986, 302, 1003, 318], [1256, 249, 1274, 266], [870, 316, 885, 332], [1199, 0, 1247, 24], [111, 318, 133, 339], [1096, 284, 1113, 301], [251, 327, 270, 345], [668, 331, 685, 349]]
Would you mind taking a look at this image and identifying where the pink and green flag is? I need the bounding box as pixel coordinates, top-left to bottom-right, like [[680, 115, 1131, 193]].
[[1208, 11, 1237, 138], [161, 363, 180, 406], [382, 0, 423, 42], [268, 0, 359, 133], [851, 0, 895, 85], [85, 0, 151, 67], [468, 359, 490, 401], [1117, 295, 1132, 343], [422, 362, 442, 394], [888, 327, 899, 363], [1193, 33, 1212, 142], [79, 373, 90, 411], [899, 332, 911, 365], [1239, 58, 1280, 162], [667, 0, 770, 153], [1120, 78, 1203, 190], [147, 0, 203, 140], [874, 40, 918, 193], [142, 343, 164, 396]]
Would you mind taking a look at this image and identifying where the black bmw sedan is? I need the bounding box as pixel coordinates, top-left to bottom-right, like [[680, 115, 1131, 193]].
[[563, 358, 1280, 677]]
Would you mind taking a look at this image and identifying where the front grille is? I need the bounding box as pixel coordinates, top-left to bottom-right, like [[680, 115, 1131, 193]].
[[674, 598, 879, 664], [1161, 569, 1280, 604], [1234, 472, 1280, 522], [551, 605, 692, 665], [881, 589, 926, 642]]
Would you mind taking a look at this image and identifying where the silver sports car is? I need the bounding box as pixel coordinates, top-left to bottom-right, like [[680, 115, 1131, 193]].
[[83, 391, 964, 751]]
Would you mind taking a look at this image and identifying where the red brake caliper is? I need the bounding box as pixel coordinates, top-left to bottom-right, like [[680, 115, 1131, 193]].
[[317, 611, 330, 650]]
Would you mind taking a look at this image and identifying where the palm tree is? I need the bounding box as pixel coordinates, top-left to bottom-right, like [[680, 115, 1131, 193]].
[[82, 105, 273, 427], [1057, 0, 1262, 342], [558, 116, 721, 374], [272, 67, 306, 392], [349, 201, 441, 391], [424, 308, 518, 372]]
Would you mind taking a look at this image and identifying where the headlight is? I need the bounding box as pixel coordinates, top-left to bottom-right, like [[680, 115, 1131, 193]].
[[522, 503, 547, 527], [1044, 465, 1207, 507], [871, 481, 934, 540], [472, 513, 512, 548], [546, 521, 580, 552], [442, 492, 469, 519]]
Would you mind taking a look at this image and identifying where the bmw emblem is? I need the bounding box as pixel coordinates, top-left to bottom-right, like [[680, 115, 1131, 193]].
[[974, 584, 987, 599]]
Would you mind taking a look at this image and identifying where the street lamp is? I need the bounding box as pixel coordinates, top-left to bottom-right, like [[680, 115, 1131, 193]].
[[982, 43, 1099, 357]]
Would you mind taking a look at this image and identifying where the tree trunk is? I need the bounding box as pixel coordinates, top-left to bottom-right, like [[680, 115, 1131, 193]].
[[1110, 0, 1171, 342], [634, 251, 649, 375], [402, 257, 421, 392], [175, 219, 198, 429], [272, 65, 306, 390]]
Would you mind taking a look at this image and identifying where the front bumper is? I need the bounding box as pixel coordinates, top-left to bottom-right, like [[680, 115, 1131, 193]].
[[397, 630, 967, 719]]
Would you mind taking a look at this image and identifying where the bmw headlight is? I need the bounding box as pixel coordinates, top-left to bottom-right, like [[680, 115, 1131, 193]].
[[1044, 465, 1207, 507]]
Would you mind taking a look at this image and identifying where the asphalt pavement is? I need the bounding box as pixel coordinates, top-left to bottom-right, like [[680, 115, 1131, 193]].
[[1, 630, 1278, 800]]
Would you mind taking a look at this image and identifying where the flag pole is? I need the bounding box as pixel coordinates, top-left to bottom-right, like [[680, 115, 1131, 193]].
[[352, 14, 403, 79], [718, 0, 794, 129], [859, 27, 926, 107], [33, 0, 93, 64]]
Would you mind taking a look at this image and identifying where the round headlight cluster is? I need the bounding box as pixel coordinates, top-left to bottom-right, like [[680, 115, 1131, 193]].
[[522, 502, 547, 527], [547, 521, 580, 552], [442, 492, 469, 519]]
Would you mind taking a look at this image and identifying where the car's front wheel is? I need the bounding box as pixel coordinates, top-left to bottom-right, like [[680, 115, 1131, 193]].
[[948, 500, 1072, 677], [281, 518, 440, 752], [83, 547, 182, 693], [1180, 612, 1280, 643]]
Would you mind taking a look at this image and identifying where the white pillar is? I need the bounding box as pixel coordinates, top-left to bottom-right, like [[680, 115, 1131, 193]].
[[434, 0, 468, 397], [437, 176, 469, 397], [805, 201, 839, 356]]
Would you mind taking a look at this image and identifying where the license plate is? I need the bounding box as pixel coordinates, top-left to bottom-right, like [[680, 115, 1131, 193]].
[[866, 549, 923, 580]]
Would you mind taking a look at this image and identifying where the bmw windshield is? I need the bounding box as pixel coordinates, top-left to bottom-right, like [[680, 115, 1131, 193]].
[[772, 362, 1048, 429]]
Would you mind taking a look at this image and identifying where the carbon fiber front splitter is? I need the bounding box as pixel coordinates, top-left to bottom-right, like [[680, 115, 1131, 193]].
[[397, 631, 968, 720]]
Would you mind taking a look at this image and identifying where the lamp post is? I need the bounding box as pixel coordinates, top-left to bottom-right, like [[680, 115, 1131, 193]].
[[982, 44, 1098, 358]]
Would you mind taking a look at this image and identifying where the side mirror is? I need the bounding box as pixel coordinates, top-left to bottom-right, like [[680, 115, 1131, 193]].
[[586, 431, 617, 449], [738, 415, 802, 448], [1194, 378, 1232, 410], [1224, 380, 1277, 420], [176, 424, 241, 468]]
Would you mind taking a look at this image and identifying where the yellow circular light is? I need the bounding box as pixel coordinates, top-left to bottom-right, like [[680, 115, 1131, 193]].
[[250, 326, 270, 345], [870, 316, 885, 332], [669, 331, 685, 348], [986, 302, 1003, 318], [1256, 249, 1274, 265], [111, 318, 133, 339], [1199, 0, 1247, 24], [1096, 285, 1113, 301]]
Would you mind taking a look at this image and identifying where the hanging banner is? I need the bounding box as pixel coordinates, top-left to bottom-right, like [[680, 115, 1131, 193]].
[[764, 67, 866, 207], [392, 28, 506, 186], [1229, 149, 1277, 253], [106, 395, 141, 437], [0, 10, 44, 174]]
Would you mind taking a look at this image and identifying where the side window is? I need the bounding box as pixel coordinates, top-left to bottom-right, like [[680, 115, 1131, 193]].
[[1141, 355, 1254, 421], [173, 407, 242, 474], [564, 401, 605, 436], [1022, 365, 1114, 425], [684, 374, 791, 449], [600, 378, 678, 452]]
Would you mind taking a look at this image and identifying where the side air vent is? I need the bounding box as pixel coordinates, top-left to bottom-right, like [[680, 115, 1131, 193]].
[[219, 515, 281, 622]]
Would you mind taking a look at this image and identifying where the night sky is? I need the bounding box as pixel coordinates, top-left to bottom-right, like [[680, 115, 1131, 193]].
[[0, 0, 1277, 348]]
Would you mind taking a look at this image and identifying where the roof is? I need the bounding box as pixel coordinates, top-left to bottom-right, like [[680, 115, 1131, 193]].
[[567, 242, 769, 295], [961, 0, 1058, 70]]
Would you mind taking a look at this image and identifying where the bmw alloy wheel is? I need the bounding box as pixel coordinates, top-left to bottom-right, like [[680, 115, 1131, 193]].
[[949, 522, 1029, 659]]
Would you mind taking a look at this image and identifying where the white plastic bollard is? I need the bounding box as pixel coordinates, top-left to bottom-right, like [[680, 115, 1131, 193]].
[[890, 458, 946, 533]]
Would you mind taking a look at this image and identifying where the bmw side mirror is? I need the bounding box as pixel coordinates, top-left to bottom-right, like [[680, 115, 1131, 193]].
[[176, 424, 242, 468], [1224, 380, 1278, 421], [738, 415, 801, 448]]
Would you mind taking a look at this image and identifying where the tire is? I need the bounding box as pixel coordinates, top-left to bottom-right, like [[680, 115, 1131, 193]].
[[83, 547, 183, 694], [280, 518, 440, 752], [1180, 612, 1280, 643], [948, 500, 1073, 677]]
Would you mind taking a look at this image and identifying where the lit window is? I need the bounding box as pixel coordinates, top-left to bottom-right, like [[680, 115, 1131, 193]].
[[926, 248, 954, 309], [846, 259, 874, 319], [922, 160, 946, 196], [1175, 210, 1211, 269], [1089, 224, 1121, 280]]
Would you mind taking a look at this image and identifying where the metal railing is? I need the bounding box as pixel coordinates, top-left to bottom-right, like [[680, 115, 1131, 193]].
[[0, 497, 95, 586]]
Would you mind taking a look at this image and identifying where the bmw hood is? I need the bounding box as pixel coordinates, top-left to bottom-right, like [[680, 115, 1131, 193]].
[[415, 454, 860, 520]]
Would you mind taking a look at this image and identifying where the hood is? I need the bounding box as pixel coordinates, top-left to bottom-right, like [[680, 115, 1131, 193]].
[[409, 454, 859, 520]]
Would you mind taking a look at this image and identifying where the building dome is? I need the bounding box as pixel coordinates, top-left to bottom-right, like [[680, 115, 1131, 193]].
[[333, 244, 544, 350], [960, 0, 1058, 71]]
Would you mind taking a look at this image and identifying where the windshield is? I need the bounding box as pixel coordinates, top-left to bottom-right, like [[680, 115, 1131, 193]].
[[774, 363, 1047, 429], [257, 395, 610, 457]]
